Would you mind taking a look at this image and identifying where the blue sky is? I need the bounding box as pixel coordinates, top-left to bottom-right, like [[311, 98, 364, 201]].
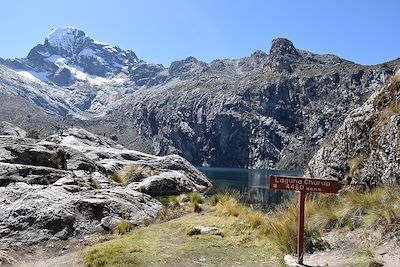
[[1, 0, 399, 67]]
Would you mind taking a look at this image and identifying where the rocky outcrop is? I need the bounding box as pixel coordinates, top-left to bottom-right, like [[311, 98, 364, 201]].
[[0, 124, 211, 247], [129, 170, 206, 196], [0, 121, 26, 137], [306, 75, 400, 187], [0, 184, 161, 247]]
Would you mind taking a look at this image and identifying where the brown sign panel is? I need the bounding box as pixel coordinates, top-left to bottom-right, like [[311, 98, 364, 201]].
[[269, 175, 338, 194]]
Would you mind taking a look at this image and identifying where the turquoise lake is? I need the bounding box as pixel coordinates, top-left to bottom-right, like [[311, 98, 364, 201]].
[[198, 167, 301, 209]]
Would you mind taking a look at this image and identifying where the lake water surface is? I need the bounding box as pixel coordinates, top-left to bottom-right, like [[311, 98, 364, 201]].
[[198, 167, 301, 210]]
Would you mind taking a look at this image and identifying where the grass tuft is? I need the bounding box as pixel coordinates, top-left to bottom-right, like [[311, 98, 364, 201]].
[[188, 192, 204, 205], [185, 226, 202, 236], [207, 194, 226, 206], [243, 211, 265, 229], [110, 174, 128, 186], [193, 202, 202, 213], [111, 165, 157, 186], [89, 177, 100, 189], [114, 219, 134, 235], [378, 103, 400, 121]]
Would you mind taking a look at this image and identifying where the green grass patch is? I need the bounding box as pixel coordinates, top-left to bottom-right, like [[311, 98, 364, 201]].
[[85, 213, 273, 267], [347, 250, 383, 267]]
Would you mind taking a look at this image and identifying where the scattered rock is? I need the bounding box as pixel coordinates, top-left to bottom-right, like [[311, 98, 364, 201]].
[[193, 226, 220, 234]]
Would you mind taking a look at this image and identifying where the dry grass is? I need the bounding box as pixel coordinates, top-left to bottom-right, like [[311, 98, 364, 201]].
[[378, 103, 400, 121], [214, 195, 327, 258], [110, 165, 157, 186], [189, 192, 203, 204], [214, 187, 400, 258], [89, 177, 100, 189], [119, 165, 155, 183], [310, 187, 400, 234], [346, 153, 366, 178], [114, 219, 134, 235], [110, 174, 128, 186], [206, 194, 228, 206]]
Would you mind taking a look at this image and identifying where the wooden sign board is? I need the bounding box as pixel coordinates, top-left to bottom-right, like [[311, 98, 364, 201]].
[[269, 175, 339, 264], [269, 175, 338, 194]]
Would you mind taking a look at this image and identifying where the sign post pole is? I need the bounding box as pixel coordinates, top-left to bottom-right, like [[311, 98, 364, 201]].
[[297, 190, 305, 264], [269, 175, 339, 265]]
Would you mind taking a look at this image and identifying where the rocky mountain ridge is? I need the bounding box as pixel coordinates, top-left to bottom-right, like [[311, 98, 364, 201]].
[[1, 27, 399, 168], [307, 73, 400, 187]]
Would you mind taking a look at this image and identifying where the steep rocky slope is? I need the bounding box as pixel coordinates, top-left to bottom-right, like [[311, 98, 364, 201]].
[[0, 122, 210, 247], [109, 40, 400, 168], [307, 73, 400, 187], [1, 27, 400, 169]]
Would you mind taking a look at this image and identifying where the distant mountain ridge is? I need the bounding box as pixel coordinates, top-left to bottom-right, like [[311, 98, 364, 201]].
[[0, 27, 399, 169]]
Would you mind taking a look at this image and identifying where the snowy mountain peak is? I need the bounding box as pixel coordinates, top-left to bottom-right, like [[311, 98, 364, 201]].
[[2, 27, 168, 89], [45, 27, 92, 56], [10, 27, 147, 85]]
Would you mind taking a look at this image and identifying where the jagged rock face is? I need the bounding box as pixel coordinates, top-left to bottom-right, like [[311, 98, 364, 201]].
[[267, 38, 301, 72], [306, 76, 400, 187], [110, 44, 400, 168], [0, 124, 211, 246], [1, 29, 400, 169]]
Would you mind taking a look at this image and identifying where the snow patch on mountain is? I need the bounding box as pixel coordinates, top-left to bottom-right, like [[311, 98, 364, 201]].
[[16, 70, 50, 83], [46, 26, 88, 53]]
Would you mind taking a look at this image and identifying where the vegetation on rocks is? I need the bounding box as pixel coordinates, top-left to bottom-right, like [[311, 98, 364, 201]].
[[111, 165, 156, 186], [307, 74, 400, 187]]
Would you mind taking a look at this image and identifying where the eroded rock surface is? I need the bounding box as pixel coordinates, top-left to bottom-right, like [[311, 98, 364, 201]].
[[307, 76, 400, 187], [0, 124, 211, 247]]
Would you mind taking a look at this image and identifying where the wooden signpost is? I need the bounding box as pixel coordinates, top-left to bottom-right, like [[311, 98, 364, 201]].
[[269, 175, 339, 265]]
